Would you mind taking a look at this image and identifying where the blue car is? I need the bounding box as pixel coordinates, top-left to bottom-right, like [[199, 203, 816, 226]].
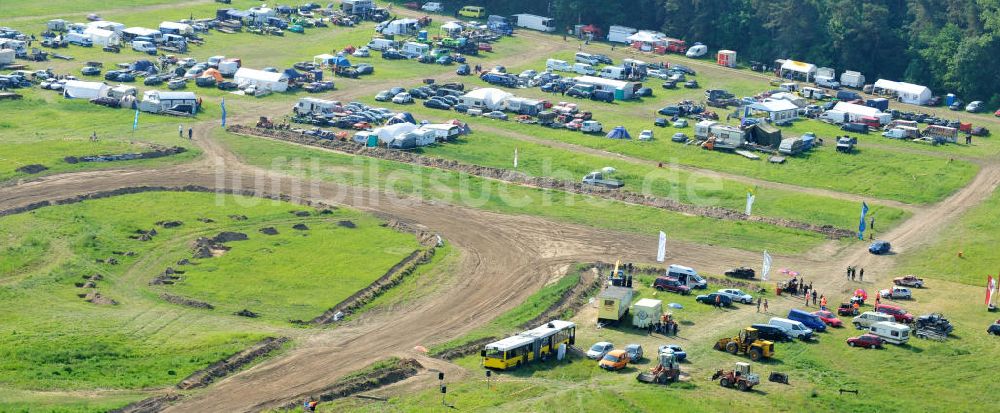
[[869, 240, 891, 255], [657, 344, 687, 361]]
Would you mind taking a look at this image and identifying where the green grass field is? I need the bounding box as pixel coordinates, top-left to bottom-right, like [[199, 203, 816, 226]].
[[217, 130, 833, 255], [0, 191, 423, 409]]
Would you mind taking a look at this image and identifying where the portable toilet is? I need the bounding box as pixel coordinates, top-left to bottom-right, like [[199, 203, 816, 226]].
[[631, 298, 663, 329], [717, 50, 737, 68], [417, 30, 428, 42], [945, 93, 957, 107]]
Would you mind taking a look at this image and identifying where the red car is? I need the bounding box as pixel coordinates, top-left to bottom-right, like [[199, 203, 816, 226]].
[[813, 310, 843, 327], [994, 108, 1000, 117], [653, 276, 691, 295], [875, 303, 914, 323], [564, 119, 583, 131], [847, 334, 885, 349], [893, 275, 924, 288], [478, 43, 493, 52], [352, 121, 372, 130]]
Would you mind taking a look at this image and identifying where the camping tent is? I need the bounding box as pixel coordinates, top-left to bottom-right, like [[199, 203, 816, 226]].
[[234, 67, 288, 92], [63, 80, 110, 99], [440, 21, 463, 37], [83, 27, 120, 47], [201, 68, 223, 82], [460, 88, 513, 110], [780, 60, 817, 82], [158, 21, 193, 36], [606, 126, 631, 139], [374, 123, 417, 144], [872, 79, 932, 105], [767, 92, 807, 108], [749, 99, 799, 122], [386, 112, 417, 125]]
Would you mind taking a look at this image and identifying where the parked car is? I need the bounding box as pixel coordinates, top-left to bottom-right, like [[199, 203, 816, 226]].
[[635, 87, 653, 97], [673, 118, 688, 128], [787, 308, 827, 332], [391, 92, 412, 104], [869, 240, 891, 255], [966, 101, 983, 113], [661, 80, 677, 89], [423, 99, 451, 110], [587, 342, 614, 359], [695, 293, 732, 307], [80, 66, 101, 76], [143, 75, 164, 86], [599, 349, 630, 371], [813, 310, 843, 327], [638, 130, 653, 141], [847, 334, 885, 349], [352, 46, 370, 57], [717, 289, 753, 304], [684, 80, 699, 88], [875, 304, 914, 323], [989, 321, 1000, 335], [768, 317, 813, 340], [654, 117, 668, 127], [994, 109, 1000, 117], [852, 311, 895, 329], [374, 90, 393, 101], [879, 286, 912, 300], [751, 323, 793, 342], [652, 277, 690, 295], [893, 275, 924, 288], [354, 64, 374, 75], [657, 344, 687, 361], [672, 132, 689, 142], [421, 2, 443, 12], [485, 111, 508, 121], [837, 302, 859, 316], [624, 344, 643, 361]]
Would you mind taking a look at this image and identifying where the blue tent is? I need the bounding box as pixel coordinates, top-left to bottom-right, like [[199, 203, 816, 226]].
[[386, 112, 417, 125], [606, 126, 631, 139], [331, 54, 351, 68], [282, 68, 303, 79]]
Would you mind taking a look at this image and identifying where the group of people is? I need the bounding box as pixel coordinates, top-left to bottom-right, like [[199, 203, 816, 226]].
[[179, 125, 193, 139], [755, 297, 770, 313], [847, 266, 865, 281]]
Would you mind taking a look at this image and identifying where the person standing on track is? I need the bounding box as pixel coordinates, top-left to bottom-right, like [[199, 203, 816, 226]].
[[179, 124, 184, 137], [188, 128, 193, 139]]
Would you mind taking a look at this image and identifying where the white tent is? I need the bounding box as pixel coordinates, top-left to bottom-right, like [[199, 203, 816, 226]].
[[780, 60, 817, 82], [460, 88, 514, 110], [831, 101, 891, 124], [63, 80, 110, 99], [234, 68, 288, 92], [872, 79, 932, 105], [374, 123, 417, 144], [313, 54, 336, 66], [626, 31, 663, 43], [440, 21, 463, 33], [87, 21, 125, 33], [749, 99, 799, 122], [0, 49, 14, 65], [83, 27, 120, 47], [158, 21, 193, 36], [768, 91, 808, 108]]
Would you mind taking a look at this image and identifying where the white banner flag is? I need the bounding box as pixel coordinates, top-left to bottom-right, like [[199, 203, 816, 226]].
[[513, 147, 518, 169], [745, 190, 756, 216], [656, 231, 667, 262], [761, 250, 772, 281]]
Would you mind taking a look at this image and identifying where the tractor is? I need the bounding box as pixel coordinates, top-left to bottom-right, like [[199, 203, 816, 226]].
[[713, 327, 774, 361], [712, 362, 760, 391], [637, 349, 680, 385]]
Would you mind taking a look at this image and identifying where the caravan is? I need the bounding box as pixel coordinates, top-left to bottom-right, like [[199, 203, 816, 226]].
[[868, 321, 910, 345], [599, 66, 626, 80], [546, 59, 571, 72], [573, 63, 596, 76]]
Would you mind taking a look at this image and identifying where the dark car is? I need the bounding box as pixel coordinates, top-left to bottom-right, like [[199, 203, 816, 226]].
[[592, 54, 613, 65], [695, 293, 732, 307], [683, 80, 699, 88], [355, 64, 374, 75], [423, 99, 451, 110], [635, 87, 653, 98], [654, 117, 668, 127], [144, 75, 164, 86], [841, 122, 869, 134], [661, 80, 677, 89], [751, 323, 793, 342], [591, 90, 614, 103], [658, 105, 682, 116], [989, 323, 1000, 336], [408, 88, 428, 99], [217, 81, 238, 90], [847, 334, 885, 349], [81, 66, 101, 76], [653, 277, 690, 295], [869, 240, 891, 255], [382, 50, 405, 60]]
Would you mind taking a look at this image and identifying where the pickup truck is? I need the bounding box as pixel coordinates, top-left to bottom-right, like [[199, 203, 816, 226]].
[[582, 172, 623, 188]]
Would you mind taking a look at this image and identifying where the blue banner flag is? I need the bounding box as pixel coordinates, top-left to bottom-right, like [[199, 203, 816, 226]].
[[220, 98, 227, 127], [858, 202, 870, 240], [132, 108, 139, 131]]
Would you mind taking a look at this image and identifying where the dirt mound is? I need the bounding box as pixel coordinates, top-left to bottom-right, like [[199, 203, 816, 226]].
[[111, 251, 135, 256], [161, 293, 215, 309], [319, 208, 335, 215], [177, 258, 192, 266], [213, 231, 249, 243], [291, 210, 311, 217], [151, 267, 183, 285], [192, 232, 247, 258], [16, 164, 48, 174], [157, 220, 183, 228], [85, 291, 118, 305], [177, 337, 289, 390], [129, 228, 158, 241], [235, 309, 260, 318], [275, 358, 422, 410], [198, 217, 215, 223], [259, 227, 279, 235], [109, 394, 182, 413], [434, 336, 498, 360], [228, 214, 248, 221], [292, 223, 309, 230], [337, 220, 356, 228]]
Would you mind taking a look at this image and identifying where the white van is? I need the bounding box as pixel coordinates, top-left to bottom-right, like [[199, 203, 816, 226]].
[[574, 52, 599, 65], [546, 58, 571, 72], [599, 66, 626, 80], [573, 63, 595, 76], [768, 317, 814, 340], [685, 44, 707, 58], [66, 32, 93, 47], [852, 311, 894, 330], [666, 264, 706, 289], [367, 38, 397, 51], [131, 40, 157, 54], [869, 321, 910, 345]]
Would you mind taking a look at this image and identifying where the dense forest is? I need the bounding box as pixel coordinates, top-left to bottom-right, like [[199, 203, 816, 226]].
[[428, 0, 1000, 106]]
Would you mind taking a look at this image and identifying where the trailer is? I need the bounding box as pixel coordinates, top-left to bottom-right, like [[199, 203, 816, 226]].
[[607, 25, 637, 44], [840, 70, 865, 89], [597, 286, 634, 325], [512, 14, 556, 32]]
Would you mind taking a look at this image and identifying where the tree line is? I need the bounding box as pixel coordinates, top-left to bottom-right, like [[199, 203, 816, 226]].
[[429, 0, 1000, 106]]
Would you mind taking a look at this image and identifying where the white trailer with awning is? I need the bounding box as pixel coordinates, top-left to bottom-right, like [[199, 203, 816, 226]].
[[872, 79, 932, 105], [63, 80, 110, 99], [780, 60, 817, 82]]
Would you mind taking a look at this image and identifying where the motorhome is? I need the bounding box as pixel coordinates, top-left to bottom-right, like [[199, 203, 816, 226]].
[[598, 66, 626, 80], [294, 97, 342, 116], [868, 321, 910, 345], [367, 38, 397, 51], [512, 14, 556, 32], [666, 264, 706, 289]]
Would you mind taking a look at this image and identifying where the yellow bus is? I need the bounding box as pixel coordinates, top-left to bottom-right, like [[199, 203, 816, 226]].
[[481, 320, 576, 370], [458, 5, 486, 18]]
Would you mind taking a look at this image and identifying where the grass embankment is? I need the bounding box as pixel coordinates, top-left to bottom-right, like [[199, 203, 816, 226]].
[[0, 191, 422, 410], [218, 130, 833, 255]]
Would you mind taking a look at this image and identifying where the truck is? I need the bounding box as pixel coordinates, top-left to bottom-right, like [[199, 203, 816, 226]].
[[840, 70, 865, 89], [882, 126, 919, 139], [815, 67, 839, 88], [597, 286, 634, 325], [607, 25, 637, 44], [582, 171, 623, 188], [486, 15, 512, 36], [512, 14, 556, 32], [836, 136, 857, 153]]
